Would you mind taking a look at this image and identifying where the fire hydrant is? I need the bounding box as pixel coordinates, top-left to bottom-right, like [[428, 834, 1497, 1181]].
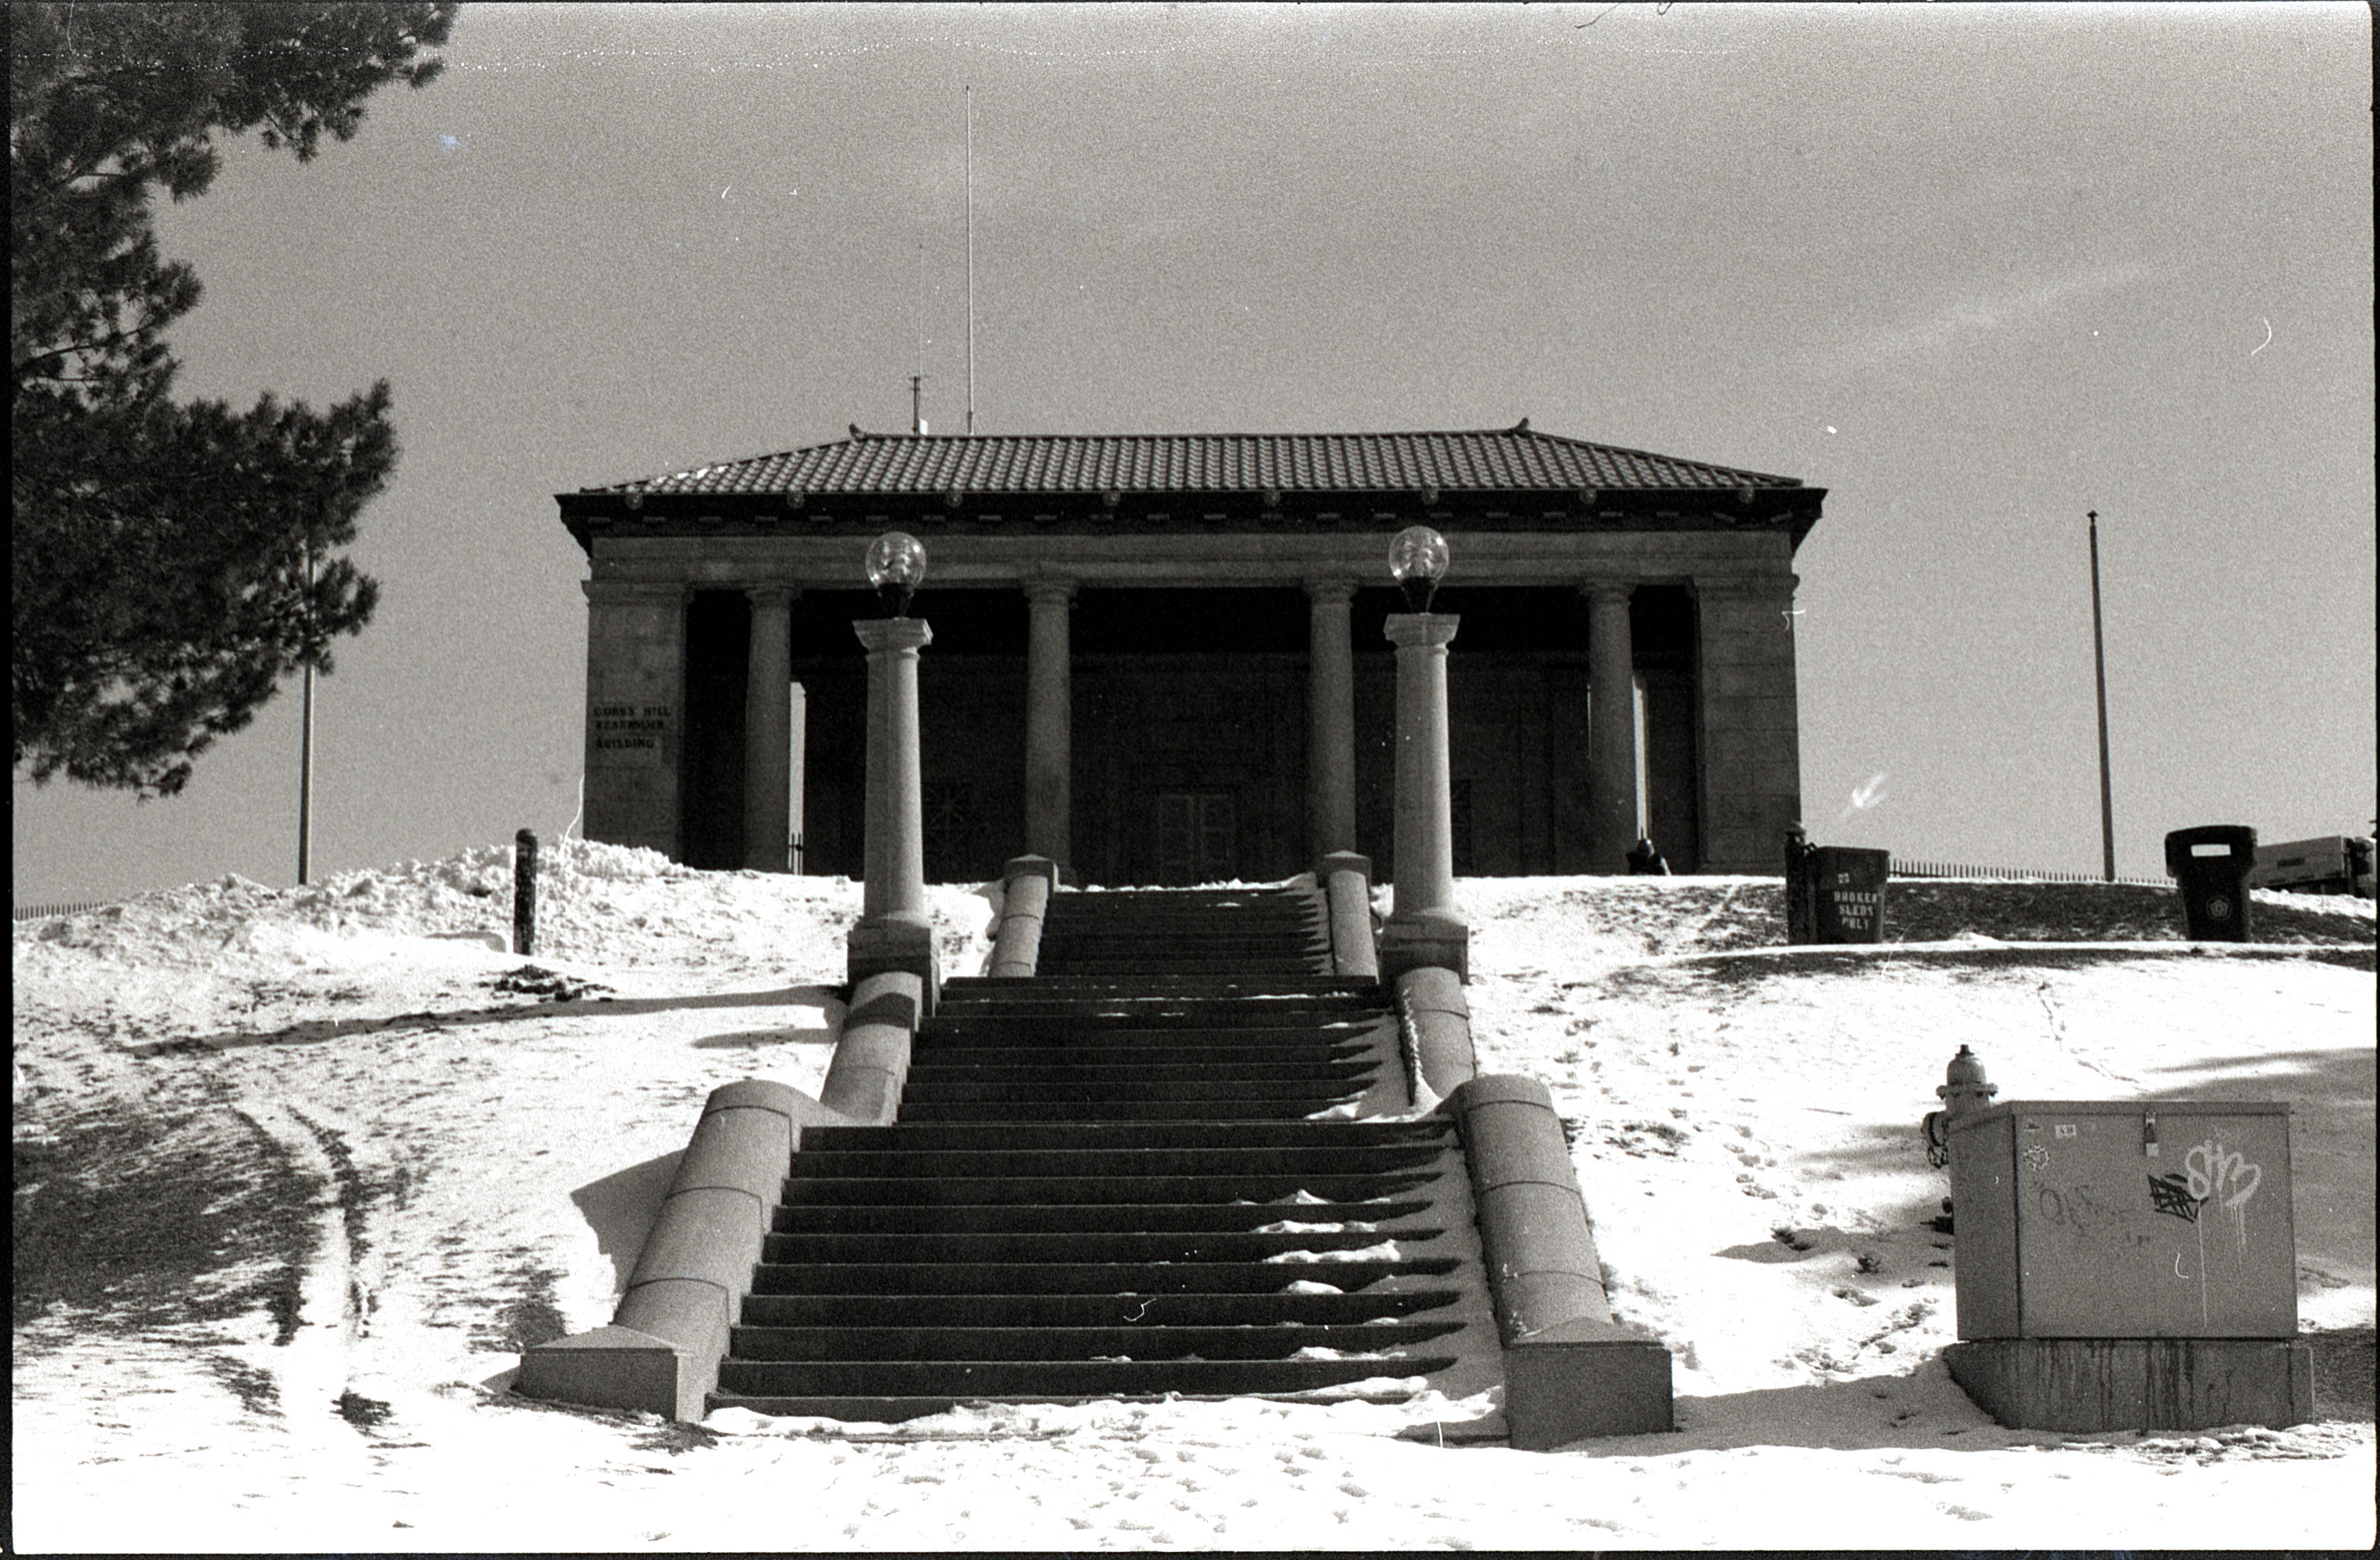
[[1921, 1044, 1997, 1168]]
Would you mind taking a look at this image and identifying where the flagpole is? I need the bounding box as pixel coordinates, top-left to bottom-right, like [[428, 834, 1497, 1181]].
[[964, 84, 975, 437], [2088, 510, 2115, 882]]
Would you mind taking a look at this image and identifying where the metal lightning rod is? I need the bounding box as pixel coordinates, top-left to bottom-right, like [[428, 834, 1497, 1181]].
[[2088, 509, 2115, 882]]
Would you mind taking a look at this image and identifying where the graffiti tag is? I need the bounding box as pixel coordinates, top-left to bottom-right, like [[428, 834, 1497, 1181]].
[[2183, 1138, 2261, 1210], [2147, 1171, 2202, 1223]]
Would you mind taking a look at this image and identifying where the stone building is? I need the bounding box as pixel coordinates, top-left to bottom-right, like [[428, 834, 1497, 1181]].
[[557, 421, 1823, 886]]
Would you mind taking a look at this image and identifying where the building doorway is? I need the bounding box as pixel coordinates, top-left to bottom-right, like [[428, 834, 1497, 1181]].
[[1155, 791, 1239, 885]]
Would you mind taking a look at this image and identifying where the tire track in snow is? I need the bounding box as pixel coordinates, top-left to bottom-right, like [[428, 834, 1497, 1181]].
[[225, 1098, 392, 1470]]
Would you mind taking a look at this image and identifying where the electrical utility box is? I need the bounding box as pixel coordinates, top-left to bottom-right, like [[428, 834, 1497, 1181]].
[[1946, 1100, 2296, 1339]]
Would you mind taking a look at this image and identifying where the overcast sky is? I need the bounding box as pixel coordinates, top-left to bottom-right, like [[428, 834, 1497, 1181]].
[[13, 1, 2374, 903]]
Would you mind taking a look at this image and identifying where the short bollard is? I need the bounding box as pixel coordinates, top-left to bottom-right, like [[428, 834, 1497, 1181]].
[[513, 829, 538, 956]]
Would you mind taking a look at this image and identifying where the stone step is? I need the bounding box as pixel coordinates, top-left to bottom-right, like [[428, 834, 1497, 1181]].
[[716, 1356, 1455, 1399], [727, 1319, 1468, 1363], [708, 1385, 1430, 1419], [916, 1025, 1379, 1049], [900, 1077, 1367, 1106], [746, 1258, 1459, 1296], [1042, 893, 1319, 911], [801, 1122, 1447, 1152], [924, 1006, 1383, 1031], [766, 1198, 1433, 1234], [777, 1173, 1447, 1206], [1034, 931, 1328, 946], [918, 1025, 1374, 1047], [933, 992, 1379, 1012], [903, 1057, 1376, 1082], [1034, 930, 1324, 947], [892, 1100, 1376, 1123], [760, 1227, 1440, 1266], [1033, 936, 1328, 953], [786, 1144, 1452, 1180], [1028, 955, 1342, 970], [1039, 910, 1322, 927], [941, 975, 1369, 996], [736, 1289, 1465, 1330]]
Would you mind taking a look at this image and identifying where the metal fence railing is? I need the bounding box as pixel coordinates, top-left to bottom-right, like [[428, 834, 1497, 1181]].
[[12, 901, 120, 923], [1890, 858, 2167, 889]]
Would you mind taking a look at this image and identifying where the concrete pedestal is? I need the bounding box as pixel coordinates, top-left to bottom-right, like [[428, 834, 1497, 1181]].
[[1945, 1337, 2314, 1433], [1505, 1316, 1677, 1448]]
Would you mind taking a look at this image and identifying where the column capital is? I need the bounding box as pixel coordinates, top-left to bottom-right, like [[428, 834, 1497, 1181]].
[[744, 584, 799, 607], [1383, 612, 1460, 650], [1303, 578, 1358, 607], [1021, 578, 1078, 607], [1579, 580, 1640, 604], [854, 618, 934, 653]]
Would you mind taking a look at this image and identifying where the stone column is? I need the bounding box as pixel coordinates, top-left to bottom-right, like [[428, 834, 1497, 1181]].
[[1586, 583, 1642, 874], [1693, 574, 1804, 874], [1379, 612, 1467, 981], [849, 617, 938, 998], [742, 587, 794, 872], [1022, 581, 1074, 873], [581, 580, 686, 860], [1305, 581, 1359, 859]]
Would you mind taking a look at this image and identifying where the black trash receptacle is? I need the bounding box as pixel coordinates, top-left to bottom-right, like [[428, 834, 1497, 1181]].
[[2165, 825, 2257, 941], [1812, 846, 1891, 943]]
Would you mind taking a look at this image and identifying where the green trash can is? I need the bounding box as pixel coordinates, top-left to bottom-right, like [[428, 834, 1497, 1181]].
[[1785, 832, 1889, 944], [2164, 824, 2257, 942], [1812, 846, 1890, 943]]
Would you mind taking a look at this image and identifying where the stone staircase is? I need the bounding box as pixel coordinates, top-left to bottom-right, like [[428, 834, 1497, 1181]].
[[707, 884, 1483, 1419]]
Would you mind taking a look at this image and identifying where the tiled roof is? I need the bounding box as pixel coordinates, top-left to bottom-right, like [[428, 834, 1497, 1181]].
[[581, 422, 1803, 499]]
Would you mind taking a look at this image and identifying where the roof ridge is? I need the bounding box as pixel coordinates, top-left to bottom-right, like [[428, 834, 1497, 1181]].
[[844, 424, 1552, 441]]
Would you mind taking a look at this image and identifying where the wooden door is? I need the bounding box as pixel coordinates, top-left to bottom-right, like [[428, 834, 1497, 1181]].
[[1155, 791, 1238, 885]]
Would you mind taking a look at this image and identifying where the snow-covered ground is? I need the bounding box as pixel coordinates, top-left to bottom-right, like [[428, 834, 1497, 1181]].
[[13, 841, 2375, 1551]]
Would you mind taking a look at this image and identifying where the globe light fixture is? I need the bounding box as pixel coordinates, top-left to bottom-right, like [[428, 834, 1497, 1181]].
[[1387, 524, 1450, 613], [866, 531, 928, 617]]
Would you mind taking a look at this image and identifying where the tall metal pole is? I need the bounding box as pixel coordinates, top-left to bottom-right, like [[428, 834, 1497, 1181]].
[[964, 84, 975, 437], [298, 535, 316, 886], [2088, 510, 2115, 882]]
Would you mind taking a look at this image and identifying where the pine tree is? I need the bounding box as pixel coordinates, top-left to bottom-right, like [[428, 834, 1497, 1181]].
[[10, 1, 457, 796]]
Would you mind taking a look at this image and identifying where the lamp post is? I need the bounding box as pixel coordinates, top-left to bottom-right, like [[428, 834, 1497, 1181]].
[[297, 533, 315, 886], [1379, 526, 1468, 982], [847, 532, 938, 1001]]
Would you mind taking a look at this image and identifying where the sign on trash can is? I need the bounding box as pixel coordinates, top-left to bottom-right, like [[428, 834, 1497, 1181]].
[[1785, 831, 1890, 944], [2163, 825, 2256, 942]]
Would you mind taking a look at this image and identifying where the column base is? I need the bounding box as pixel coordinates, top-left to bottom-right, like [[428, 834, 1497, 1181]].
[[1379, 910, 1468, 983], [1944, 1337, 2313, 1433], [847, 916, 940, 1010]]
